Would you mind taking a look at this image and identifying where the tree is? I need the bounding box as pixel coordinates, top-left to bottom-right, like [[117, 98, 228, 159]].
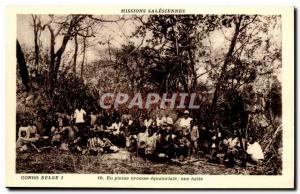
[[31, 14, 42, 72], [210, 15, 251, 117], [207, 15, 281, 127], [134, 15, 218, 93], [41, 14, 98, 95], [16, 40, 30, 91]]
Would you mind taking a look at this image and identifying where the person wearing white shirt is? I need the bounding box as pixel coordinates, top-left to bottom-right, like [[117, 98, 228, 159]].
[[109, 120, 123, 136], [246, 136, 264, 164], [17, 120, 40, 152], [18, 120, 30, 140], [178, 110, 193, 135], [73, 105, 87, 145], [143, 113, 153, 134], [74, 105, 86, 124]]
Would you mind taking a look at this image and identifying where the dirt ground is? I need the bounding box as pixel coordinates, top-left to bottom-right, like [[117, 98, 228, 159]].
[[16, 149, 262, 175]]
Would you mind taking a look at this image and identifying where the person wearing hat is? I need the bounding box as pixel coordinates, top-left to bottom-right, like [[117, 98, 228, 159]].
[[164, 119, 174, 141], [178, 110, 193, 135]]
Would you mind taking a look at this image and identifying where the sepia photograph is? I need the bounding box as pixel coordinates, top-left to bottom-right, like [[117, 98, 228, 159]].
[[6, 6, 294, 189]]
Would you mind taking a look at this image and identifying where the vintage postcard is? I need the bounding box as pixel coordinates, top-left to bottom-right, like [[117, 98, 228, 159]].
[[6, 6, 294, 188]]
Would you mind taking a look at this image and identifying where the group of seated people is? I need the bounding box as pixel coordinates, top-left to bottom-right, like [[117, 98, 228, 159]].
[[16, 105, 265, 167]]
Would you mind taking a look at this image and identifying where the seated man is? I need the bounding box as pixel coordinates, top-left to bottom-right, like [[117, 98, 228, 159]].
[[57, 122, 80, 151], [198, 126, 210, 156], [174, 130, 191, 159], [224, 130, 241, 167], [17, 120, 40, 152], [18, 120, 30, 139], [50, 126, 65, 147], [28, 119, 40, 138], [121, 108, 132, 124], [155, 132, 170, 162], [156, 113, 164, 127], [208, 135, 219, 163], [89, 111, 99, 132], [163, 120, 178, 159], [66, 121, 78, 141], [34, 116, 45, 136], [128, 118, 143, 136], [87, 132, 104, 155], [145, 127, 158, 160], [107, 117, 125, 147], [143, 113, 153, 134], [246, 136, 264, 164], [136, 127, 148, 159]]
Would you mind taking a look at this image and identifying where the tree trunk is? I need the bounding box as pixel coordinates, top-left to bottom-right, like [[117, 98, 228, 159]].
[[107, 39, 112, 62], [32, 15, 40, 72], [73, 35, 78, 77], [46, 15, 86, 97], [187, 47, 197, 92], [48, 26, 56, 95], [81, 37, 86, 78], [210, 15, 243, 115], [16, 40, 30, 91]]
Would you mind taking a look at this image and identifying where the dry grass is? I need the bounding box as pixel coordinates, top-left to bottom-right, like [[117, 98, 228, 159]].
[[15, 149, 270, 175]]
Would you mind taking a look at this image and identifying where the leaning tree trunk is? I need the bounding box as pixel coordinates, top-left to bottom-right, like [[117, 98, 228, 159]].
[[73, 35, 78, 77], [81, 36, 86, 78], [210, 15, 243, 116], [16, 40, 30, 91]]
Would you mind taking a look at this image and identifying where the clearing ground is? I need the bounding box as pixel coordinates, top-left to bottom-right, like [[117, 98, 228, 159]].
[[16, 149, 265, 175]]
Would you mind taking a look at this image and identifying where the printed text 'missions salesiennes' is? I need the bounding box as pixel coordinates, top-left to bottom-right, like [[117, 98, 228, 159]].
[[121, 9, 185, 14]]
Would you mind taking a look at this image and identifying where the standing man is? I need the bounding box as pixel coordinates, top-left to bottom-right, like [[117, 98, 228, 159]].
[[73, 104, 86, 143], [178, 110, 193, 136], [190, 123, 199, 156]]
